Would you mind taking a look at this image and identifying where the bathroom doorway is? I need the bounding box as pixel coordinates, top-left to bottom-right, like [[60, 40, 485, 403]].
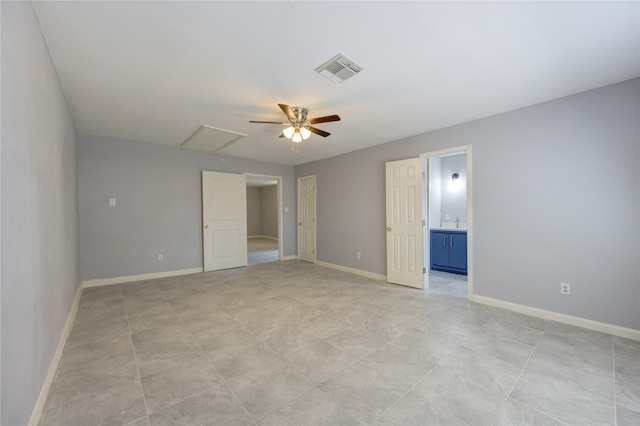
[[422, 146, 472, 299]]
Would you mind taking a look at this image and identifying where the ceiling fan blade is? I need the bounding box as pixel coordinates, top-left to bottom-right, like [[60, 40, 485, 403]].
[[307, 126, 331, 137], [249, 120, 288, 124], [278, 104, 296, 122], [307, 114, 341, 125]]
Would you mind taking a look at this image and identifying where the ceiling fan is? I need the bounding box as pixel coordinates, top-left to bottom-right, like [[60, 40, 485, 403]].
[[249, 103, 341, 143]]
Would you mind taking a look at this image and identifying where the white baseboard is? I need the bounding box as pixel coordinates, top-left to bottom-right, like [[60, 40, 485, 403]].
[[248, 235, 278, 241], [82, 267, 203, 288], [315, 260, 387, 282], [282, 255, 298, 261], [472, 295, 640, 341], [28, 284, 83, 426]]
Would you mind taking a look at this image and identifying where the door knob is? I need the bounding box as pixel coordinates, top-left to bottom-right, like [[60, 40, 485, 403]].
[[204, 224, 209, 229], [387, 226, 392, 232]]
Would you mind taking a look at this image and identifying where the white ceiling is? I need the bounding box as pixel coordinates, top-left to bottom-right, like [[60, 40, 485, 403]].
[[32, 1, 639, 166]]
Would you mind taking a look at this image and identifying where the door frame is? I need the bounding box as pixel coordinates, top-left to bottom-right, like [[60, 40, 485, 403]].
[[244, 173, 283, 261], [297, 175, 317, 263], [420, 144, 473, 300]]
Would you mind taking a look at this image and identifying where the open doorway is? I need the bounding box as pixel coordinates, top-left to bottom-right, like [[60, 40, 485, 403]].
[[245, 174, 282, 266], [422, 146, 472, 299]]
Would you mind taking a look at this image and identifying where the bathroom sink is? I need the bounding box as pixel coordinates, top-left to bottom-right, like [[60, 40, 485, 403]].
[[435, 222, 467, 230]]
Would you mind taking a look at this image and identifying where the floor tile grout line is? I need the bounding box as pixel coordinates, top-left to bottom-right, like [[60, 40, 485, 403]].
[[231, 298, 374, 396], [402, 333, 473, 423], [311, 304, 467, 424], [370, 363, 442, 425], [121, 284, 153, 425], [40, 297, 138, 417], [172, 299, 258, 425], [206, 310, 323, 425], [499, 398, 571, 426], [500, 321, 572, 426], [38, 289, 96, 423], [498, 320, 548, 420], [266, 315, 407, 424], [249, 377, 320, 424], [44, 261, 625, 425], [505, 320, 548, 396], [145, 285, 256, 415]]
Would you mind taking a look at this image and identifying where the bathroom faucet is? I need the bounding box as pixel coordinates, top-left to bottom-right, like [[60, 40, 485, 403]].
[[455, 217, 460, 228]]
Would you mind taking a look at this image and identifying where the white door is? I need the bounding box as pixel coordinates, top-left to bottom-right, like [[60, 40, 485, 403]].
[[202, 171, 247, 272], [298, 175, 316, 263], [386, 158, 425, 289]]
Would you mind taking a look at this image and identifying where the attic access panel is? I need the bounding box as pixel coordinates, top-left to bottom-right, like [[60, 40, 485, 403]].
[[181, 125, 247, 153]]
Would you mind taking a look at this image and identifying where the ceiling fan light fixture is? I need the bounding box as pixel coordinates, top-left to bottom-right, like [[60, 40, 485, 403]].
[[283, 126, 295, 139], [249, 103, 340, 148]]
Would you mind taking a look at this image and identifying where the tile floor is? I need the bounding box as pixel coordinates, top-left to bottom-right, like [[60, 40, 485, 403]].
[[42, 260, 639, 425], [248, 237, 279, 266], [427, 270, 468, 298]]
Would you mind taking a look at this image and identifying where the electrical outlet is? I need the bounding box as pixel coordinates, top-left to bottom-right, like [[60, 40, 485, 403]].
[[357, 251, 361, 260], [560, 283, 570, 295], [157, 253, 164, 262]]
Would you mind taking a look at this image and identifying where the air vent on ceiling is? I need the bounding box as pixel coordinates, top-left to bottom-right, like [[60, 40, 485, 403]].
[[181, 125, 246, 153], [315, 53, 364, 84]]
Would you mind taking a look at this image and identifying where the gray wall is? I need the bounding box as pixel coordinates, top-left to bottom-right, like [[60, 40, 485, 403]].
[[428, 157, 442, 228], [78, 134, 296, 280], [440, 153, 467, 225], [260, 185, 278, 238], [1, 2, 80, 424], [296, 79, 640, 330], [247, 185, 278, 238], [247, 187, 261, 236]]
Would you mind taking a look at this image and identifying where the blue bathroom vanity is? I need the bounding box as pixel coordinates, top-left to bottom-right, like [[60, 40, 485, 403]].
[[430, 229, 467, 275]]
